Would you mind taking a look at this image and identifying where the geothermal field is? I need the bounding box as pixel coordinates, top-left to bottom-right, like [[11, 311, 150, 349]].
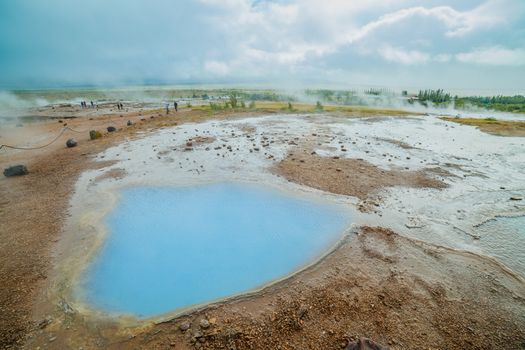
[[2, 1, 525, 349], [0, 92, 524, 349]]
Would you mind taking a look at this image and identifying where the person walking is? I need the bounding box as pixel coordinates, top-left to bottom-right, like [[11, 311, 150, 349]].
[[174, 101, 178, 112], [165, 103, 170, 115]]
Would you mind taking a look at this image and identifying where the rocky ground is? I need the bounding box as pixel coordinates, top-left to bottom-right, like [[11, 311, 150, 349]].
[[1, 105, 524, 349]]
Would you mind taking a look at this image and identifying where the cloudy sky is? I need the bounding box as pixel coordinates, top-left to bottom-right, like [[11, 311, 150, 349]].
[[0, 0, 524, 92]]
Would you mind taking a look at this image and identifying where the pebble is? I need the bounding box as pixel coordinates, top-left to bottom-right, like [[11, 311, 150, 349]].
[[199, 318, 210, 329], [179, 321, 190, 332]]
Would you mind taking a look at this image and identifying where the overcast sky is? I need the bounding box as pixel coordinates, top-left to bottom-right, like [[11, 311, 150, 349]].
[[1, 0, 524, 92]]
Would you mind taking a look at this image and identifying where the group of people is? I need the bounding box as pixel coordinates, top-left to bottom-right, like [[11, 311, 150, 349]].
[[165, 101, 178, 114], [116, 102, 124, 110], [80, 101, 95, 108]]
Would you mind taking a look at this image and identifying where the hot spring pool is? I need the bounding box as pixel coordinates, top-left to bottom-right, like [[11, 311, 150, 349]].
[[81, 183, 350, 318]]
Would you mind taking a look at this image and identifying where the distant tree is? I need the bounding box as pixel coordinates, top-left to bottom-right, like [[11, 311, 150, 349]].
[[229, 94, 238, 108]]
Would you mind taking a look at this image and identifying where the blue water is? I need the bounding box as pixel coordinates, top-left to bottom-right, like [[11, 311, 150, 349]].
[[82, 183, 350, 318], [475, 215, 525, 277]]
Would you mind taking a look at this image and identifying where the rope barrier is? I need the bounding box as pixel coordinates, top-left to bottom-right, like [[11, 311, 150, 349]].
[[0, 126, 90, 151]]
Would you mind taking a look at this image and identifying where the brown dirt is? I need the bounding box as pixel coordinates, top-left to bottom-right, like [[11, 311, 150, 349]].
[[274, 152, 448, 201], [190, 136, 216, 145], [441, 117, 525, 137], [375, 137, 418, 150], [2, 109, 524, 350], [94, 168, 127, 182]]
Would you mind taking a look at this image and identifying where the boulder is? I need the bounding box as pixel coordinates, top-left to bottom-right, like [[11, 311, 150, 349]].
[[107, 126, 116, 132], [3, 165, 28, 177], [66, 138, 77, 148], [89, 130, 102, 140]]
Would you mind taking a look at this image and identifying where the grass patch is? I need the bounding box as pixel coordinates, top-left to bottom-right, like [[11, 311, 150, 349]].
[[441, 117, 525, 137]]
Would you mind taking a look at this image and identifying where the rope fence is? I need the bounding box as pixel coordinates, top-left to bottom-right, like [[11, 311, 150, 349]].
[[0, 126, 90, 151]]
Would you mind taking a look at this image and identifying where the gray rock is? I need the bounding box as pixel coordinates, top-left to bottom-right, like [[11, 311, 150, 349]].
[[199, 319, 210, 329], [127, 120, 133, 126], [192, 330, 203, 339], [66, 138, 77, 148], [179, 321, 191, 332], [3, 165, 28, 177], [107, 126, 116, 132]]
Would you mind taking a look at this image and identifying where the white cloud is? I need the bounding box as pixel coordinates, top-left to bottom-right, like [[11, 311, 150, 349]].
[[2, 0, 524, 88], [196, 0, 522, 71], [377, 45, 430, 65], [204, 60, 230, 75], [456, 47, 525, 66]]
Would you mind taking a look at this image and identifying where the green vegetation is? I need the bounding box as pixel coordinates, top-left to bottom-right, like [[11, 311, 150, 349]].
[[417, 89, 452, 104], [416, 89, 525, 113], [229, 93, 238, 108], [454, 95, 525, 113]]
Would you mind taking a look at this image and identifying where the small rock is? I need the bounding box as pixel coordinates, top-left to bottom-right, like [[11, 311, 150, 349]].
[[37, 317, 52, 329], [66, 138, 77, 148], [3, 165, 28, 177], [107, 126, 116, 132], [186, 141, 193, 147], [179, 321, 190, 332], [127, 120, 133, 126], [193, 330, 203, 339], [199, 319, 210, 329], [89, 130, 102, 140]]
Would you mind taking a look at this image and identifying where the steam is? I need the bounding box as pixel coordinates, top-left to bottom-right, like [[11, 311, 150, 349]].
[[1, 87, 523, 125]]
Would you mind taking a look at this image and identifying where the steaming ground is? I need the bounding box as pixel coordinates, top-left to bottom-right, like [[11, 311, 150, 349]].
[[71, 113, 525, 275], [1, 104, 524, 349]]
